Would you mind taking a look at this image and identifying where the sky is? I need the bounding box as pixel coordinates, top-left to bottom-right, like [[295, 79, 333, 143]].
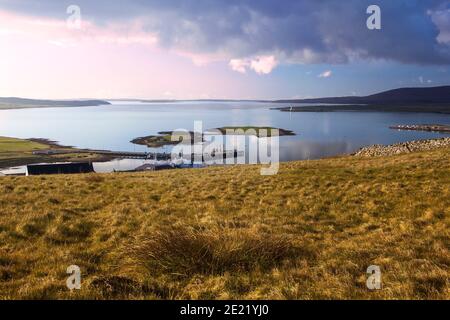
[[0, 0, 450, 100]]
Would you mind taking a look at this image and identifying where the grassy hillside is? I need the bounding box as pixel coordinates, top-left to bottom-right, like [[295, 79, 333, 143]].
[[0, 148, 449, 299]]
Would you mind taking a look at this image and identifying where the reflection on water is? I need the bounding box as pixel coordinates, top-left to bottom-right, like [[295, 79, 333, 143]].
[[280, 140, 354, 161], [0, 160, 174, 175], [94, 159, 170, 173]]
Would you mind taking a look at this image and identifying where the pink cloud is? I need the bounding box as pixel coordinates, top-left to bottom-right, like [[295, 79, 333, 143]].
[[229, 58, 249, 73], [0, 10, 158, 48], [0, 9, 280, 100]]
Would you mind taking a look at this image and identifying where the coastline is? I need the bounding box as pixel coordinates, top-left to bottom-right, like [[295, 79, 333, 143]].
[[0, 137, 114, 168], [0, 104, 111, 111], [0, 98, 111, 110], [272, 104, 450, 114], [2, 135, 450, 170]]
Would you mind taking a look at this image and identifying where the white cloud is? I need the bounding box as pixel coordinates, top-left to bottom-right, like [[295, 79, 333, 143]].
[[229, 55, 278, 75], [318, 70, 332, 78], [250, 55, 278, 74], [431, 8, 450, 44]]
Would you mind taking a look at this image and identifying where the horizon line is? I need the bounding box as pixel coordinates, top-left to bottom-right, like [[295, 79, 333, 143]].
[[2, 84, 449, 102]]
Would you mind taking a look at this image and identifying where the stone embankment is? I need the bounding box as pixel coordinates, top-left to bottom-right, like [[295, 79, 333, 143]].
[[390, 124, 450, 133], [354, 138, 450, 157]]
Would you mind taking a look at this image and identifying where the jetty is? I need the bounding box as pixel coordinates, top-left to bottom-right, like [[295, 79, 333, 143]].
[[33, 149, 245, 161], [33, 149, 171, 160]]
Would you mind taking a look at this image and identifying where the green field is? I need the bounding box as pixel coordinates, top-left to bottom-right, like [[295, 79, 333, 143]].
[[0, 147, 449, 299], [0, 137, 49, 152], [0, 136, 107, 168], [0, 137, 49, 168]]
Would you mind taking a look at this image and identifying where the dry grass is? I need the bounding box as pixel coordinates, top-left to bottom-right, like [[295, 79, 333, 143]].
[[0, 147, 449, 299], [130, 226, 300, 276]]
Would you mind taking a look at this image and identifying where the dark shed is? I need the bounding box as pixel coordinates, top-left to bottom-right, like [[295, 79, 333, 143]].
[[26, 162, 94, 176]]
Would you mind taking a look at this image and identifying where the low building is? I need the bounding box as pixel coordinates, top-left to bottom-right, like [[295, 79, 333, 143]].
[[134, 163, 175, 172], [32, 150, 59, 155], [26, 162, 94, 176]]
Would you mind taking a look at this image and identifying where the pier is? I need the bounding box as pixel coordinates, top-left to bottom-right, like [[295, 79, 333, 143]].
[[32, 149, 245, 161]]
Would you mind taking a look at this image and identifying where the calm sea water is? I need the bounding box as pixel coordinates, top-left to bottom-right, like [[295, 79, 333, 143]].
[[0, 101, 449, 172]]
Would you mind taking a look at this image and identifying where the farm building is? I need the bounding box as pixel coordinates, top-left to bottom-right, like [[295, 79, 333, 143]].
[[26, 162, 94, 176]]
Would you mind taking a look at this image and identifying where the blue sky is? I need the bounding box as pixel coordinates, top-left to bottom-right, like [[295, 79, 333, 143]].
[[0, 0, 449, 99]]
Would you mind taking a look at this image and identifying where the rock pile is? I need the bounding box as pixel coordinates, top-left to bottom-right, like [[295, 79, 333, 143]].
[[354, 137, 450, 157]]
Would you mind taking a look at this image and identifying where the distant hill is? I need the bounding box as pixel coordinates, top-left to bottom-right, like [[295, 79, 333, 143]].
[[3, 86, 450, 109], [0, 97, 110, 109], [275, 86, 450, 105]]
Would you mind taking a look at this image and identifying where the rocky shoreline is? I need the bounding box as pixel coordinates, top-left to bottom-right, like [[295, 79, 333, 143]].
[[389, 124, 450, 133], [354, 137, 450, 157]]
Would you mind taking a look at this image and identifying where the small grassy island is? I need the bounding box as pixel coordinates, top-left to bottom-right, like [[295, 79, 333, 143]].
[[211, 126, 295, 137], [131, 131, 197, 148], [131, 127, 296, 148]]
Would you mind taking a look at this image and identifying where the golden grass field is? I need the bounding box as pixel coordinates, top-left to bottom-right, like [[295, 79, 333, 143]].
[[0, 145, 449, 299]]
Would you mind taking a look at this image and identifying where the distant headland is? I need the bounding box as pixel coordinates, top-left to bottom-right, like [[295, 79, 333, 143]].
[[272, 86, 450, 114], [0, 97, 111, 109]]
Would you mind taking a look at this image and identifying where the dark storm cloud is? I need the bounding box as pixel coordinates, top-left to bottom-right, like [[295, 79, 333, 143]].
[[1, 0, 450, 64]]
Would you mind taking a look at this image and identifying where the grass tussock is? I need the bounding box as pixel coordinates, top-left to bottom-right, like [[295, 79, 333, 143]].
[[0, 147, 449, 299], [130, 226, 299, 276]]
